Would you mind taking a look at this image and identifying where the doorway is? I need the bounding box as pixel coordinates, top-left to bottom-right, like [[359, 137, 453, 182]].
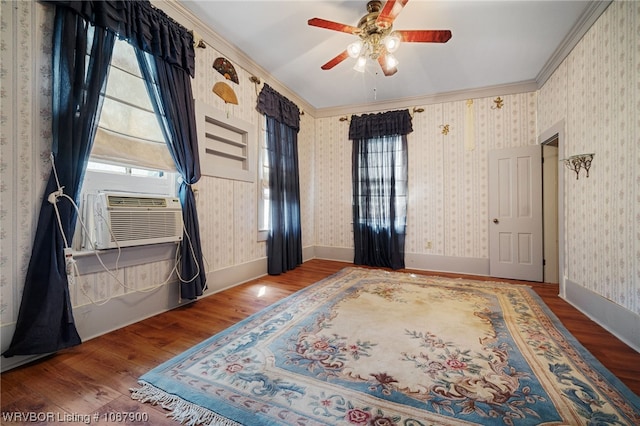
[[539, 120, 565, 290], [542, 138, 559, 283]]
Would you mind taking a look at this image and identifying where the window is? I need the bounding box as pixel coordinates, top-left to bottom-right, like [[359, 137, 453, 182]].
[[74, 36, 177, 250], [354, 136, 407, 232], [90, 37, 174, 173], [83, 36, 176, 196], [352, 133, 408, 270], [258, 117, 270, 240]]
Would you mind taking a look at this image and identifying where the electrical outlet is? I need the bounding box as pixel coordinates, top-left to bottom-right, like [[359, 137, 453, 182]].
[[426, 241, 432, 249]]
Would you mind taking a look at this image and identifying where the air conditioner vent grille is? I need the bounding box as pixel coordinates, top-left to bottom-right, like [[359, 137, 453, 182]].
[[90, 192, 183, 249], [107, 195, 167, 208], [108, 211, 180, 243]]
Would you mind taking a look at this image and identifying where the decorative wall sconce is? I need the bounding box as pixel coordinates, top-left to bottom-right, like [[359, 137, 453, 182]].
[[563, 153, 594, 179], [439, 124, 450, 135], [492, 97, 504, 109]]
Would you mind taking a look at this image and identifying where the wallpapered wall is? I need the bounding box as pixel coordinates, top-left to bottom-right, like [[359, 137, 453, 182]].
[[0, 2, 52, 325], [0, 1, 315, 327], [191, 38, 316, 270], [538, 0, 639, 315], [315, 93, 538, 258], [1, 0, 637, 343]]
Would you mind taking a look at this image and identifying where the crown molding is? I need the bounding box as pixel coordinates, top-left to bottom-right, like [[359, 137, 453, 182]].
[[157, 0, 608, 120], [313, 80, 538, 119], [536, 0, 612, 87], [153, 0, 318, 117]]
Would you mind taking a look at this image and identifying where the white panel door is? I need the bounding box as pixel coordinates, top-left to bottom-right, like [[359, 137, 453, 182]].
[[488, 146, 543, 282]]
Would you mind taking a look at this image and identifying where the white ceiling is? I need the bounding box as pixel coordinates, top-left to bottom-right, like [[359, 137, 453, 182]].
[[178, 1, 607, 112]]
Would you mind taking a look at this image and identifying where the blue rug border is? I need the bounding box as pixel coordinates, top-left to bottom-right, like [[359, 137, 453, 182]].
[[513, 283, 640, 405], [135, 267, 640, 423]]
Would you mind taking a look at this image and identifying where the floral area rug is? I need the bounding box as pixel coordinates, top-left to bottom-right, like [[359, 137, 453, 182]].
[[131, 267, 640, 425]]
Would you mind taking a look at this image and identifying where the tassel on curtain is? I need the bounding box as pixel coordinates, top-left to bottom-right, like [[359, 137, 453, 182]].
[[256, 84, 303, 275]]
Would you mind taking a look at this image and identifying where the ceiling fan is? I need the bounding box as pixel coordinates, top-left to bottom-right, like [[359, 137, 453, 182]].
[[308, 0, 451, 76]]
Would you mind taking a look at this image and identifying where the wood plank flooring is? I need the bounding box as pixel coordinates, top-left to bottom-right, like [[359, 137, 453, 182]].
[[2, 259, 638, 425]]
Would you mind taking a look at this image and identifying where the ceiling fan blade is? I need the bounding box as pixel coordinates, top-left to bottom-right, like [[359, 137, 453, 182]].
[[376, 0, 409, 29], [397, 30, 452, 43], [308, 18, 361, 35], [321, 50, 350, 70], [377, 53, 398, 76]]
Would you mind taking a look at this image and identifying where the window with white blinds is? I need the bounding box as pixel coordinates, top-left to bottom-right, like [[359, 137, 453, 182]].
[[74, 36, 178, 251], [92, 37, 175, 172]]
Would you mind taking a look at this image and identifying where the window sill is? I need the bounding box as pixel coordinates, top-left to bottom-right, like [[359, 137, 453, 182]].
[[73, 242, 179, 275]]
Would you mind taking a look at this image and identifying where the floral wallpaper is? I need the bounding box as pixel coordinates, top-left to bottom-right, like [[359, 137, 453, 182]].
[[314, 92, 537, 260], [0, 1, 316, 332], [1, 0, 636, 345], [0, 1, 53, 325], [538, 0, 639, 315]]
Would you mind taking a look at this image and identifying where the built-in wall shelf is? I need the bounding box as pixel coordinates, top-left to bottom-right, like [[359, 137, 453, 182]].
[[195, 100, 256, 182]]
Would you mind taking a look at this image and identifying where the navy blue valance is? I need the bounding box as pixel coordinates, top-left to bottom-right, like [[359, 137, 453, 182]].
[[256, 84, 300, 132], [46, 0, 195, 76], [349, 109, 413, 140]]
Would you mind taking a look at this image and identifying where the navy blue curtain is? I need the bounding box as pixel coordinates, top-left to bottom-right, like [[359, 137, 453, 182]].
[[44, 0, 195, 77], [350, 110, 412, 270], [136, 51, 207, 299], [3, 8, 115, 356], [256, 84, 302, 275], [4, 0, 197, 357]]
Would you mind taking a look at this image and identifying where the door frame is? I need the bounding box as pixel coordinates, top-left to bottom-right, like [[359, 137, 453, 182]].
[[538, 120, 566, 295], [541, 142, 559, 284]]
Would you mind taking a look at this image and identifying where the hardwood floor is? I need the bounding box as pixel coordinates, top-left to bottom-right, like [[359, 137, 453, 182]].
[[2, 259, 638, 425]]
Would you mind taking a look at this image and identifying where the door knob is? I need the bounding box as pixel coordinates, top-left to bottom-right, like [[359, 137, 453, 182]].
[[493, 218, 499, 224]]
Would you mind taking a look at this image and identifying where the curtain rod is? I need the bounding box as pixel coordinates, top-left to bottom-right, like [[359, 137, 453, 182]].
[[339, 106, 424, 122], [249, 75, 304, 115]]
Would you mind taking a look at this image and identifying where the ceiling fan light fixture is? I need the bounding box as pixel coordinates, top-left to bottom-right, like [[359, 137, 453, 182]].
[[347, 40, 363, 58], [353, 56, 367, 72], [382, 32, 401, 53], [384, 53, 398, 69], [308, 1, 451, 76]]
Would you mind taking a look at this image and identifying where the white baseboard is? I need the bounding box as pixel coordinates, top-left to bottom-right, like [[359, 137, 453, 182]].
[[314, 246, 354, 263], [314, 246, 490, 277], [302, 245, 315, 262], [563, 278, 640, 353], [10, 249, 635, 375], [405, 252, 490, 276], [1, 257, 269, 372]]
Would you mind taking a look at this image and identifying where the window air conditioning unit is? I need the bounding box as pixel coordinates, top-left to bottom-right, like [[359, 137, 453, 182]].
[[91, 192, 183, 249]]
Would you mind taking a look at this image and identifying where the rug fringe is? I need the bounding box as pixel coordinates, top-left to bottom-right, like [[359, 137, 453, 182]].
[[130, 382, 242, 426]]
